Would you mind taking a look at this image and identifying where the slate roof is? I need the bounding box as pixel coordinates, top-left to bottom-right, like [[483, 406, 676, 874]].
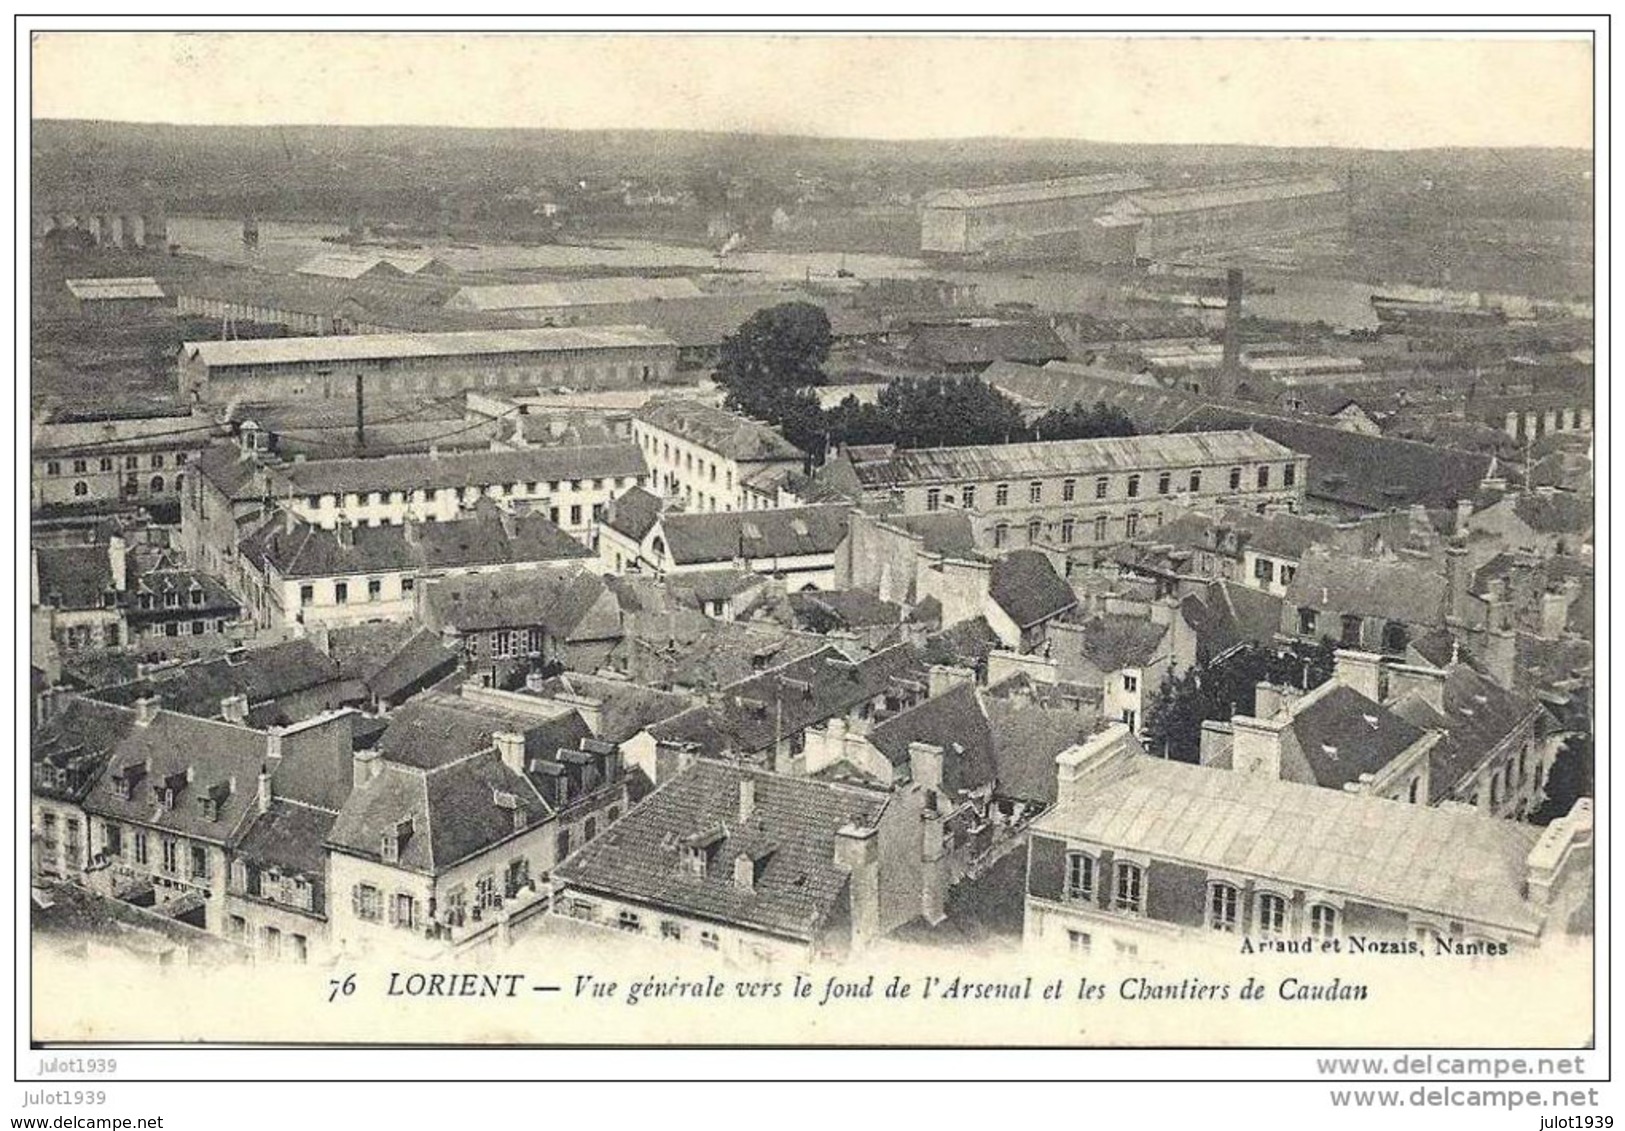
[[277, 444, 646, 497], [878, 512, 984, 558], [617, 614, 828, 693], [1286, 548, 1446, 627], [1278, 683, 1429, 791], [80, 707, 272, 845], [33, 546, 117, 611], [242, 508, 591, 579], [989, 550, 1078, 628], [32, 697, 136, 804], [648, 643, 928, 755], [193, 443, 275, 501], [552, 759, 890, 942], [447, 277, 703, 311], [635, 400, 804, 462], [327, 748, 554, 874], [183, 326, 677, 368], [89, 639, 346, 722], [422, 567, 613, 638], [525, 674, 695, 745], [867, 683, 994, 794], [984, 699, 1095, 804], [788, 589, 905, 631], [852, 430, 1294, 488], [378, 691, 590, 770], [234, 799, 337, 880], [1174, 405, 1492, 513], [984, 361, 1202, 431], [1390, 663, 1546, 802], [923, 173, 1150, 211], [1033, 754, 1545, 934], [658, 505, 853, 566], [603, 485, 663, 541]]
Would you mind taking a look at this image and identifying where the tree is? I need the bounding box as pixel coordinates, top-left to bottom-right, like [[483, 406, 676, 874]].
[[1530, 734, 1593, 825], [1142, 639, 1337, 763], [1030, 399, 1137, 442], [868, 374, 1030, 449], [715, 302, 832, 426]]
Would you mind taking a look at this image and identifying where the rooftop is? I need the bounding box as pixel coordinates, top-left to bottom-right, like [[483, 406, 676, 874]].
[[1286, 547, 1447, 627], [553, 759, 890, 942], [1119, 176, 1345, 216], [657, 504, 853, 566], [65, 276, 166, 301], [276, 443, 647, 496], [183, 326, 677, 369], [421, 566, 615, 639], [923, 173, 1151, 211], [1034, 752, 1545, 934], [990, 550, 1078, 629], [447, 277, 704, 312], [635, 399, 804, 463], [377, 690, 591, 771]]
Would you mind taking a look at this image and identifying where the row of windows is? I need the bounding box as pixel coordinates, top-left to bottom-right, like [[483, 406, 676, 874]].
[[924, 463, 1298, 512], [43, 451, 187, 475], [641, 433, 737, 491], [66, 475, 174, 497], [304, 477, 637, 511], [138, 618, 230, 638], [137, 589, 209, 610], [225, 916, 309, 962], [300, 576, 413, 607], [101, 823, 210, 881], [991, 511, 1161, 548]]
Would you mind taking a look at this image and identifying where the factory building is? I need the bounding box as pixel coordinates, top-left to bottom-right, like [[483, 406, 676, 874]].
[[1088, 177, 1348, 263], [176, 326, 680, 404], [919, 173, 1151, 257]]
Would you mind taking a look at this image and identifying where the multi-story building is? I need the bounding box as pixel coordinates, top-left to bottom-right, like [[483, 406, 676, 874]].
[[824, 431, 1305, 553], [33, 408, 218, 510], [235, 504, 595, 630], [1024, 724, 1592, 962], [632, 399, 805, 513], [601, 502, 853, 589], [177, 326, 680, 404], [417, 567, 623, 677]]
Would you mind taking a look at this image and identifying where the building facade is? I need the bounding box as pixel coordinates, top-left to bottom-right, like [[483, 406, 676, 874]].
[[632, 400, 806, 514]]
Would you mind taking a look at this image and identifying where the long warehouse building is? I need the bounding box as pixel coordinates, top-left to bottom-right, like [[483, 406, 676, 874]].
[[919, 173, 1152, 257], [177, 326, 680, 404]]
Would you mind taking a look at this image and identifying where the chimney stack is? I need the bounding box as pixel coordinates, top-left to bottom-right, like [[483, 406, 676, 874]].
[[107, 536, 129, 592], [352, 748, 382, 789], [1384, 662, 1447, 715], [1221, 267, 1244, 386], [733, 853, 757, 892], [1230, 714, 1289, 780], [832, 824, 881, 948], [907, 741, 945, 794], [493, 731, 527, 776], [133, 695, 161, 727], [1053, 723, 1143, 810], [257, 767, 273, 814], [220, 694, 249, 725], [1333, 649, 1388, 703], [738, 776, 757, 823], [1540, 589, 1572, 640]]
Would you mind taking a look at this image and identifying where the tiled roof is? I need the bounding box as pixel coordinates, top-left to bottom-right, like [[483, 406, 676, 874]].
[[553, 759, 890, 942], [32, 697, 135, 804], [364, 630, 463, 704], [989, 550, 1077, 628], [648, 642, 927, 755], [1286, 548, 1446, 627], [80, 706, 273, 845], [422, 567, 613, 638], [603, 486, 663, 541], [867, 683, 995, 795], [526, 674, 695, 745], [923, 173, 1150, 211], [788, 588, 904, 631], [89, 639, 346, 722], [193, 444, 275, 501], [852, 430, 1295, 488], [183, 326, 677, 369], [327, 748, 554, 873], [1391, 662, 1545, 801], [235, 799, 337, 880], [876, 512, 983, 558], [241, 507, 591, 580], [984, 699, 1095, 804], [34, 546, 116, 611], [447, 277, 703, 311], [617, 614, 829, 693], [277, 443, 647, 496], [1174, 405, 1492, 513], [1033, 754, 1544, 934], [635, 400, 804, 462], [659, 505, 852, 566], [984, 361, 1202, 431], [378, 691, 590, 771]]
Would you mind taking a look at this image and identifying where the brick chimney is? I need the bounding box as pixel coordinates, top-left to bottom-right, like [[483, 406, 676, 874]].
[[133, 695, 161, 727], [1230, 713, 1289, 780], [907, 741, 944, 793], [257, 766, 273, 814], [1333, 649, 1387, 702], [833, 823, 881, 948], [1385, 662, 1447, 715], [738, 776, 756, 823], [352, 748, 382, 789], [1540, 589, 1572, 640], [1252, 682, 1301, 720], [107, 536, 128, 592]]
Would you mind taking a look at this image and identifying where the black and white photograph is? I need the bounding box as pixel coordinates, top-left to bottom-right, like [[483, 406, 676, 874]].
[[16, 18, 1606, 1106]]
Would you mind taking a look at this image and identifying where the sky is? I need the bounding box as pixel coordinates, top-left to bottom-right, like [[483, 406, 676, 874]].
[[31, 32, 1595, 150]]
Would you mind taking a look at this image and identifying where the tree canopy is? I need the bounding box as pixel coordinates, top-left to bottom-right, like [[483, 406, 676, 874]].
[[1031, 399, 1138, 442], [1143, 638, 1337, 763], [1530, 733, 1593, 826], [826, 374, 1031, 451]]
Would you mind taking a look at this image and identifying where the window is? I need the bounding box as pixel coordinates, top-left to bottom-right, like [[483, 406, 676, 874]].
[[189, 844, 208, 880], [584, 816, 598, 842], [150, 475, 165, 493], [72, 481, 89, 497], [126, 455, 139, 469], [961, 485, 976, 510], [1065, 852, 1095, 901], [392, 893, 416, 930], [353, 884, 381, 921], [1257, 465, 1270, 489], [262, 925, 282, 959], [1256, 892, 1287, 935], [617, 910, 643, 933], [1094, 515, 1108, 542], [1283, 463, 1297, 488], [1061, 478, 1076, 502], [570, 505, 582, 526], [227, 915, 247, 941], [925, 488, 941, 512], [1123, 673, 1138, 693], [1229, 467, 1242, 491], [72, 458, 88, 474], [334, 582, 349, 605], [1027, 518, 1042, 544], [134, 831, 148, 865], [45, 460, 60, 476], [1340, 614, 1362, 647], [367, 578, 382, 602], [161, 838, 179, 875], [402, 577, 414, 594], [661, 921, 684, 942], [152, 454, 165, 470], [1309, 903, 1338, 940], [1028, 480, 1043, 504], [1158, 472, 1171, 495], [1254, 558, 1275, 584], [1298, 608, 1318, 636], [1067, 929, 1092, 956], [993, 523, 1008, 549], [1280, 565, 1295, 585], [299, 584, 315, 607], [995, 483, 1010, 507], [1114, 862, 1143, 914], [700, 929, 721, 951], [291, 934, 308, 963], [1189, 470, 1201, 492], [1124, 513, 1139, 538], [1060, 518, 1075, 543], [477, 873, 499, 909], [1094, 476, 1108, 499], [1209, 883, 1240, 932], [505, 857, 530, 899], [1126, 474, 1140, 498], [1113, 940, 1139, 959], [1408, 776, 1421, 804]]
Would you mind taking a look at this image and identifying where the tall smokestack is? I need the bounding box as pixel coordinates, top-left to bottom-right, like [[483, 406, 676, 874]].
[[1221, 267, 1244, 389]]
